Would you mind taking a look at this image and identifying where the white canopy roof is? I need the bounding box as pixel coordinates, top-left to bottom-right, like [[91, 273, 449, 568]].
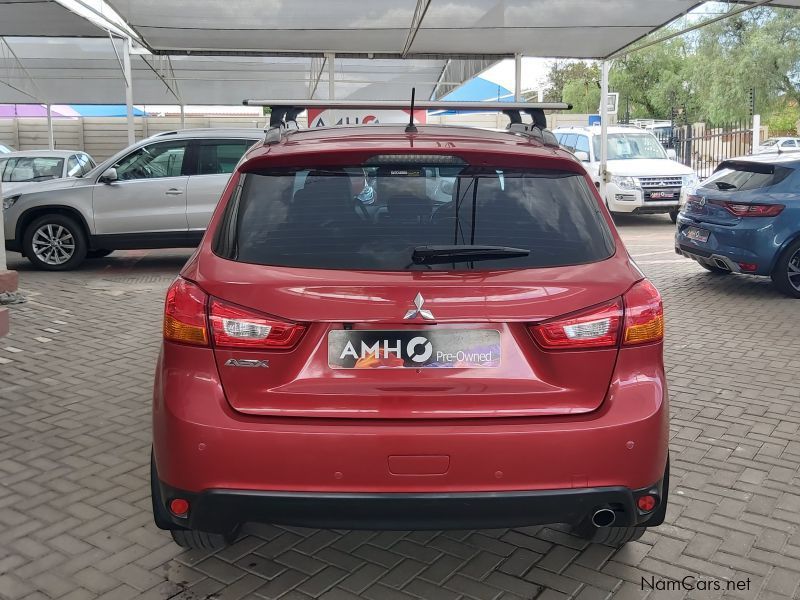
[[106, 0, 702, 59], [0, 36, 491, 103], [0, 0, 107, 37]]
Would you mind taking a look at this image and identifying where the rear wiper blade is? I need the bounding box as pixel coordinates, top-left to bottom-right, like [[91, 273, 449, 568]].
[[412, 245, 530, 265], [714, 181, 737, 190]]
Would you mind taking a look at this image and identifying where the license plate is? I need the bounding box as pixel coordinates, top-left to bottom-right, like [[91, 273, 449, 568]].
[[684, 226, 709, 243], [650, 191, 675, 199], [328, 330, 501, 369]]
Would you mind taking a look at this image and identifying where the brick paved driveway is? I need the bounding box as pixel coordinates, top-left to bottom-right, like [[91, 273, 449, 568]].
[[1, 216, 799, 600]]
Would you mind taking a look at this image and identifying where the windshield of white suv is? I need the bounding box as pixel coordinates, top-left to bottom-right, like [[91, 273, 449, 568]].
[[0, 157, 64, 182], [214, 163, 615, 271], [760, 139, 778, 147], [593, 133, 667, 160]]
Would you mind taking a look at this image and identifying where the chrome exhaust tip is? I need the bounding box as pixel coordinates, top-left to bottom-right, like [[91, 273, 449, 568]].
[[591, 508, 616, 528], [714, 258, 731, 271]]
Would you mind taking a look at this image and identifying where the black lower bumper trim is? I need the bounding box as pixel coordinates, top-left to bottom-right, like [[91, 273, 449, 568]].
[[155, 479, 665, 532]]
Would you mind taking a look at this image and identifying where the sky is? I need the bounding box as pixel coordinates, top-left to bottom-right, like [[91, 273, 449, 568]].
[[480, 58, 553, 96]]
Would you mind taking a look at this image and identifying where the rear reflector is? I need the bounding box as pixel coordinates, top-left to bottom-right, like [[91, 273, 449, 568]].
[[623, 280, 664, 346], [530, 300, 623, 349], [637, 494, 658, 512], [209, 299, 306, 349], [169, 498, 190, 517], [163, 278, 208, 346]]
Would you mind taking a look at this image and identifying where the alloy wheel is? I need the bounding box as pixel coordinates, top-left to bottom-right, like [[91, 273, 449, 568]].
[[31, 224, 76, 266], [788, 249, 800, 292]]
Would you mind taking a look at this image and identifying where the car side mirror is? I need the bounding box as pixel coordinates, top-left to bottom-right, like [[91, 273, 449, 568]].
[[574, 151, 590, 162], [666, 149, 677, 160], [99, 167, 118, 184]]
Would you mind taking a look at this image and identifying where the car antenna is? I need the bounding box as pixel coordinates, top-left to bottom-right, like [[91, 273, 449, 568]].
[[405, 88, 418, 134]]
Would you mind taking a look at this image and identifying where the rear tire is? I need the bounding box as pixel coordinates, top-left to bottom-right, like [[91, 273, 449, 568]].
[[771, 239, 800, 298], [669, 209, 679, 224], [699, 262, 731, 275], [170, 529, 231, 550]]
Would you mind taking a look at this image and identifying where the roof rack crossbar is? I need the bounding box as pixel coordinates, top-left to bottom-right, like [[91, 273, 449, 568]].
[[245, 99, 572, 112]]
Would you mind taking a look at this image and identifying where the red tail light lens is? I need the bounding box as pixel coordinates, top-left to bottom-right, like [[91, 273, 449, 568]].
[[623, 279, 664, 346], [209, 299, 305, 349], [711, 200, 784, 217], [531, 300, 623, 349], [164, 278, 209, 346]]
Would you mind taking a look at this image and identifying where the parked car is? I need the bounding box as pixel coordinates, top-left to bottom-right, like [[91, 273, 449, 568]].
[[554, 125, 698, 223], [0, 144, 14, 154], [676, 154, 800, 298], [151, 118, 670, 551], [0, 150, 96, 195], [2, 129, 261, 270], [753, 137, 800, 155]]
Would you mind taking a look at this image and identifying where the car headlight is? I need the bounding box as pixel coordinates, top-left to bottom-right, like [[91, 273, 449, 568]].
[[611, 176, 639, 190], [2, 195, 20, 211], [683, 173, 699, 188]]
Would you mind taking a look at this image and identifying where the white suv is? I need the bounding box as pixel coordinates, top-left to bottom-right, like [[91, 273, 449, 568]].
[[554, 126, 698, 222]]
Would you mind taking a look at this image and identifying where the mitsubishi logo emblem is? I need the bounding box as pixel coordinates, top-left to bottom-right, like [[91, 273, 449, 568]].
[[404, 292, 435, 320]]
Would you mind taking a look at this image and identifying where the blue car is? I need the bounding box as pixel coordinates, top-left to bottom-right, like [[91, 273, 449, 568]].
[[675, 155, 800, 298]]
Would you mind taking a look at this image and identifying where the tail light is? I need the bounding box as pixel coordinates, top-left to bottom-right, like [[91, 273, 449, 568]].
[[164, 278, 208, 346], [530, 300, 623, 349], [209, 299, 305, 349], [531, 279, 664, 350], [710, 200, 784, 217], [622, 279, 664, 345]]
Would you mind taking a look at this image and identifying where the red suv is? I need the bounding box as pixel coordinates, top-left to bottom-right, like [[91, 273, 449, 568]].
[[151, 112, 669, 550]]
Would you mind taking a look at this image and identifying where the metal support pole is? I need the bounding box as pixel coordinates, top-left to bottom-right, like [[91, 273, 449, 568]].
[[514, 53, 522, 102], [47, 103, 54, 149], [752, 114, 761, 150], [123, 37, 134, 145], [0, 177, 7, 272], [599, 61, 610, 190], [180, 104, 186, 129], [327, 52, 336, 125]]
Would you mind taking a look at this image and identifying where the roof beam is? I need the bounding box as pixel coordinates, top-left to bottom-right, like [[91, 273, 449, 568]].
[[401, 0, 432, 58]]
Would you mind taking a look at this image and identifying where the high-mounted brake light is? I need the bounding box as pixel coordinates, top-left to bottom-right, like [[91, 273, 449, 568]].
[[163, 278, 208, 346], [531, 300, 623, 350], [622, 280, 664, 345], [209, 299, 305, 349], [710, 200, 784, 217]]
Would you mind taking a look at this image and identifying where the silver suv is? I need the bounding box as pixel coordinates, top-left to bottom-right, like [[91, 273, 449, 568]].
[[2, 129, 261, 270]]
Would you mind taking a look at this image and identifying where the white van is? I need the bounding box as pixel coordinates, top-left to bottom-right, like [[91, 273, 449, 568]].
[[554, 125, 698, 222]]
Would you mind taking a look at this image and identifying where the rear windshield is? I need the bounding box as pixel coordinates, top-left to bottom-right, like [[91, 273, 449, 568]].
[[214, 164, 614, 271], [703, 161, 792, 192]]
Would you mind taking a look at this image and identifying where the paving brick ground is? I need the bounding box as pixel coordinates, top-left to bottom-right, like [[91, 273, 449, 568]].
[[1, 215, 799, 600]]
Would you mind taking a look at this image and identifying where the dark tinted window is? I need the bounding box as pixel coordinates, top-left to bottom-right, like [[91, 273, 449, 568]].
[[215, 164, 614, 271], [195, 140, 254, 175], [704, 161, 792, 191]]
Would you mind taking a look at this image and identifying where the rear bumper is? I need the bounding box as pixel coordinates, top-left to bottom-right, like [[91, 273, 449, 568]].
[[154, 476, 667, 532], [675, 214, 780, 275], [153, 341, 669, 514]]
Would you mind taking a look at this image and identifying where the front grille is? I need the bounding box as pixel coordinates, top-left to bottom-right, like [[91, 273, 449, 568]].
[[638, 176, 683, 188]]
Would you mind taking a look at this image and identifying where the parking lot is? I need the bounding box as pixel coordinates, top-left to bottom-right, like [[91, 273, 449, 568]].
[[1, 216, 799, 600]]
